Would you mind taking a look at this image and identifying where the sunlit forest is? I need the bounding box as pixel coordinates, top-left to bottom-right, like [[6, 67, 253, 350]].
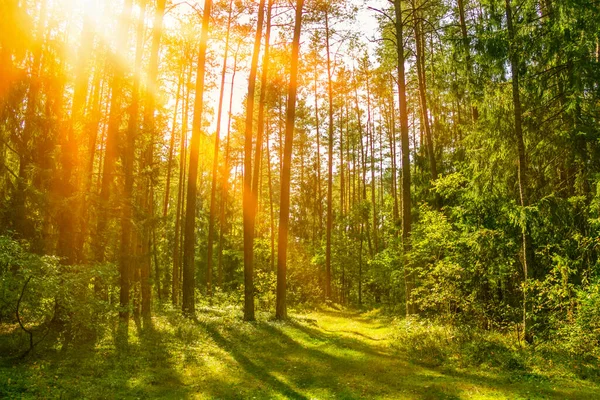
[[1, 0, 600, 398]]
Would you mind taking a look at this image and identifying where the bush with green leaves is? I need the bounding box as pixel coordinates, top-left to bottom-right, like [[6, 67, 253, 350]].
[[408, 203, 520, 327], [287, 241, 323, 309], [543, 280, 600, 361], [366, 247, 402, 305], [0, 236, 118, 356]]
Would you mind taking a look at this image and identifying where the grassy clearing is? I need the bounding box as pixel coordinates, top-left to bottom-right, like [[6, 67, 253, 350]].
[[1, 307, 599, 399]]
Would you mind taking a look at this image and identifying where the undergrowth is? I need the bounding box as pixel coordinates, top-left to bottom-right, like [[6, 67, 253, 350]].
[[390, 316, 600, 382]]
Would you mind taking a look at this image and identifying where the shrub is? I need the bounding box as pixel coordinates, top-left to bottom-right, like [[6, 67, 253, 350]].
[[0, 236, 118, 356]]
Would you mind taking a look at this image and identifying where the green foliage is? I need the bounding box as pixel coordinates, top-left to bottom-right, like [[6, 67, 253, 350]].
[[0, 236, 50, 324], [544, 280, 600, 361], [390, 314, 600, 382], [576, 281, 600, 344], [1, 0, 599, 392], [432, 172, 468, 201], [366, 247, 401, 305], [287, 242, 323, 308], [409, 204, 519, 325], [255, 269, 276, 312], [392, 316, 529, 372], [391, 317, 450, 367], [0, 236, 118, 356]]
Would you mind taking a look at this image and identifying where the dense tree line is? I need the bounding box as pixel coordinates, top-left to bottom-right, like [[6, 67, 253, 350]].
[[1, 0, 599, 349]]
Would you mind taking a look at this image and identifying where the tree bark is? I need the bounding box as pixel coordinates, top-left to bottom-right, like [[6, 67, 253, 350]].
[[394, 0, 414, 316], [252, 0, 274, 219], [266, 120, 275, 272], [172, 60, 191, 306], [505, 0, 532, 342], [92, 0, 133, 306], [313, 46, 323, 245], [243, 0, 266, 321], [207, 0, 234, 297], [182, 0, 213, 316], [276, 0, 304, 320], [388, 76, 399, 225], [325, 12, 334, 300], [365, 64, 378, 253], [457, 0, 478, 121], [163, 70, 183, 219], [57, 11, 94, 265], [412, 5, 439, 205], [138, 0, 167, 320], [119, 0, 146, 321], [218, 42, 240, 290]]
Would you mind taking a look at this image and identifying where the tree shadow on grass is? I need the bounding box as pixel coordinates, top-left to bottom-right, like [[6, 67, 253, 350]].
[[197, 315, 455, 399], [438, 367, 600, 400], [253, 322, 351, 392], [79, 318, 190, 398], [1, 315, 194, 399], [313, 307, 389, 324], [287, 318, 394, 359], [313, 308, 363, 320], [261, 320, 466, 399], [283, 314, 599, 400], [196, 317, 368, 398], [200, 320, 309, 400], [24, 307, 589, 400], [320, 327, 385, 341]]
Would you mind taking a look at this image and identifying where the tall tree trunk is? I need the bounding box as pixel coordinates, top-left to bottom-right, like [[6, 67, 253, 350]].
[[505, 0, 532, 342], [252, 0, 273, 216], [182, 0, 213, 316], [358, 225, 363, 306], [94, 1, 133, 311], [324, 12, 334, 300], [339, 100, 345, 219], [218, 43, 240, 290], [172, 60, 191, 305], [365, 66, 378, 253], [388, 76, 399, 225], [207, 0, 234, 297], [313, 54, 322, 245], [344, 98, 351, 219], [266, 121, 275, 272], [243, 0, 266, 321], [457, 0, 478, 121], [163, 70, 183, 219], [378, 115, 385, 249], [77, 67, 104, 260], [353, 76, 372, 256], [394, 0, 414, 316], [12, 0, 47, 243], [276, 0, 304, 320], [120, 0, 146, 321], [412, 6, 438, 205], [351, 131, 357, 212], [139, 0, 167, 320], [57, 11, 94, 265]]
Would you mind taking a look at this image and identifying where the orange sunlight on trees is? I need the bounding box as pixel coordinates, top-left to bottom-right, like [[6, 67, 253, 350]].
[[3, 2, 600, 384]]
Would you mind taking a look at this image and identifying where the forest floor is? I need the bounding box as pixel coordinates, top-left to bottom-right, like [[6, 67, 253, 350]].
[[1, 306, 599, 399]]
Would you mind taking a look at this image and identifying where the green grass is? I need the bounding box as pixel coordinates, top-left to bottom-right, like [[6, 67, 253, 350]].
[[1, 306, 599, 399]]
